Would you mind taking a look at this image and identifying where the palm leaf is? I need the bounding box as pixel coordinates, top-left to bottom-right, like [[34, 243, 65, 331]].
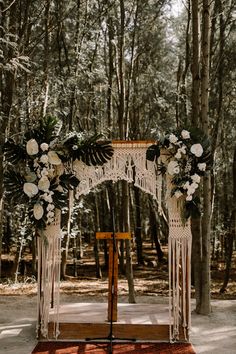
[[24, 116, 60, 144], [146, 144, 160, 162], [59, 173, 80, 190]]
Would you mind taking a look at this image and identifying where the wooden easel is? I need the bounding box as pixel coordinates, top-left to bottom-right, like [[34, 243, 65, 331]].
[[96, 232, 131, 322]]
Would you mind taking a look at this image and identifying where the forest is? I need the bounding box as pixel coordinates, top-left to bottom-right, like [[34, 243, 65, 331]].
[[0, 0, 235, 318]]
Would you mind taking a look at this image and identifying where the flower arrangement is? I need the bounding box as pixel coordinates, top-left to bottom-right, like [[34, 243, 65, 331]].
[[4, 117, 113, 230], [147, 127, 212, 220]]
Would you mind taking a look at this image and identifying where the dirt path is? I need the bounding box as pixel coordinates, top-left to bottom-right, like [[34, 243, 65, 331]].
[[0, 295, 236, 354]]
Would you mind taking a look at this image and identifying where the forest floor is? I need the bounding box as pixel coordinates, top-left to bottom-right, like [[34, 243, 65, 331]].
[[0, 242, 236, 354], [0, 241, 235, 299]]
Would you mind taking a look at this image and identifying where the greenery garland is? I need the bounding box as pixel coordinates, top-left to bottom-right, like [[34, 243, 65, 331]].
[[4, 117, 113, 230], [147, 127, 212, 220]]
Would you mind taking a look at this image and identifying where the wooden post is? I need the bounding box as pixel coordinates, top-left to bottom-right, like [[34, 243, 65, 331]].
[[96, 232, 131, 322]]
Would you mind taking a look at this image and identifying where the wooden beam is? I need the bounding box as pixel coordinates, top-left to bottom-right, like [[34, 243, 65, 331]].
[[47, 322, 187, 341], [96, 232, 131, 240]]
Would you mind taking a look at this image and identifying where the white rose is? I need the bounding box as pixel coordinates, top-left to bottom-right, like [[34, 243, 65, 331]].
[[33, 203, 44, 220], [190, 143, 203, 157], [38, 176, 50, 191], [26, 139, 39, 155], [174, 190, 183, 198], [198, 162, 206, 171], [167, 160, 180, 175], [186, 195, 193, 201], [169, 134, 178, 144], [181, 130, 190, 139], [191, 174, 201, 183], [40, 154, 49, 164], [41, 168, 49, 177], [40, 143, 49, 151], [48, 151, 62, 165], [23, 182, 38, 198]]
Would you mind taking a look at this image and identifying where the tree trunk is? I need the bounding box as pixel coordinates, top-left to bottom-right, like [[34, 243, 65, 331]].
[[199, 0, 212, 315]]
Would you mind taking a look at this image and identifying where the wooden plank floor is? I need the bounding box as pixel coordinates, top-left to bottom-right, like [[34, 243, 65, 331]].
[[49, 302, 171, 325]]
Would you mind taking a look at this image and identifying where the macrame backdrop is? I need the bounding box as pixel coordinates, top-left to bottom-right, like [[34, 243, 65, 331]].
[[37, 141, 192, 342]]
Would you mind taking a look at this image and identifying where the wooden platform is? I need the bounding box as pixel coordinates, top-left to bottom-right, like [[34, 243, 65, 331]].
[[47, 302, 186, 341]]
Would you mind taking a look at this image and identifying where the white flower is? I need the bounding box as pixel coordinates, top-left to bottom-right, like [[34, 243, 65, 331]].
[[183, 181, 190, 190], [40, 154, 49, 164], [179, 145, 187, 154], [23, 182, 39, 198], [46, 203, 55, 211], [198, 162, 206, 171], [186, 195, 193, 201], [169, 134, 178, 144], [33, 203, 44, 220], [167, 160, 180, 175], [26, 139, 39, 155], [38, 176, 50, 191], [175, 151, 182, 159], [181, 130, 190, 139], [48, 151, 62, 165], [174, 190, 183, 198], [191, 174, 201, 184], [41, 168, 49, 177], [40, 143, 49, 151], [190, 143, 203, 157], [72, 145, 78, 150]]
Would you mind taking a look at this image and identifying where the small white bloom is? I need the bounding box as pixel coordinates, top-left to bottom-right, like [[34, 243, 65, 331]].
[[40, 143, 49, 151], [183, 181, 190, 190], [47, 211, 55, 218], [179, 145, 187, 154], [186, 195, 193, 201], [174, 190, 183, 198], [48, 151, 62, 165], [46, 203, 55, 211], [190, 143, 203, 157], [40, 154, 49, 164], [181, 130, 190, 139], [72, 145, 78, 150], [169, 134, 178, 144], [167, 160, 180, 175], [198, 162, 206, 171], [38, 176, 50, 191], [26, 139, 39, 155], [23, 182, 38, 198], [33, 203, 44, 220], [41, 168, 49, 177], [33, 160, 39, 168], [175, 151, 182, 159], [191, 173, 201, 183]]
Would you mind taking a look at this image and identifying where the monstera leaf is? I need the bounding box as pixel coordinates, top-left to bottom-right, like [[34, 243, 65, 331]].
[[4, 139, 26, 165], [59, 173, 80, 190], [4, 170, 28, 204], [64, 134, 114, 166], [146, 144, 160, 162]]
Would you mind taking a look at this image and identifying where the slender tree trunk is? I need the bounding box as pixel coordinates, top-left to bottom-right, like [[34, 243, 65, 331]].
[[199, 0, 212, 315]]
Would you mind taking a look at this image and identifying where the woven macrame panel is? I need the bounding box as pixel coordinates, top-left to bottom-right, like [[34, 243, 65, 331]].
[[74, 141, 161, 201], [166, 177, 192, 341]]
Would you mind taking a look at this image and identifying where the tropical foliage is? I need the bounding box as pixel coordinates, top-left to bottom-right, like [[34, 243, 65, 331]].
[[4, 117, 113, 230]]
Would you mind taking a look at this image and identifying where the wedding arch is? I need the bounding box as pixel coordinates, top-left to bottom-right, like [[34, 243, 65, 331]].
[[4, 118, 210, 343], [37, 140, 192, 342]]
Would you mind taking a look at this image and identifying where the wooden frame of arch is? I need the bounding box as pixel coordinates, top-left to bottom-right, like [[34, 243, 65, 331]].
[[37, 140, 191, 342]]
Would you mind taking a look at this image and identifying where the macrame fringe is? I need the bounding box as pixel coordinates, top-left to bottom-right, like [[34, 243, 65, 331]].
[[37, 211, 61, 339]]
